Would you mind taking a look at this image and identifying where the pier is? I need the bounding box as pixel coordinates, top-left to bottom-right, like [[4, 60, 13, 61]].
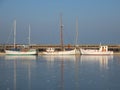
[[0, 44, 120, 54]]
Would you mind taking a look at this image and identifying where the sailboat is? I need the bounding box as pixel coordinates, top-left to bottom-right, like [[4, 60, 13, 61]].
[[40, 16, 80, 55], [5, 20, 37, 55]]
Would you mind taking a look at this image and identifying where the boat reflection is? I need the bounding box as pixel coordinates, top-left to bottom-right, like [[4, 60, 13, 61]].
[[4, 55, 37, 60], [41, 55, 80, 61], [4, 55, 37, 90], [40, 55, 81, 90], [80, 55, 113, 69]]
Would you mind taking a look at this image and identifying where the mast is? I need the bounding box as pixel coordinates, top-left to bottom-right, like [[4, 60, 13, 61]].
[[60, 14, 64, 51], [75, 17, 78, 45], [28, 24, 31, 45], [14, 20, 16, 49]]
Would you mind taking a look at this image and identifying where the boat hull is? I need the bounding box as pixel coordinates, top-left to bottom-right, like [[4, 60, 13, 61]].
[[40, 49, 80, 55], [5, 49, 37, 55], [80, 49, 113, 55]]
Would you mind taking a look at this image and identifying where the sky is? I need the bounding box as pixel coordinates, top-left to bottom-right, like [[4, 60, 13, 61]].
[[0, 0, 120, 45]]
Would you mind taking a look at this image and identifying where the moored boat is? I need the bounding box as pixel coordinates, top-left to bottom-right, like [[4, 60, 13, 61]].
[[39, 16, 80, 55], [80, 46, 113, 55], [5, 20, 37, 55], [5, 48, 37, 55], [40, 48, 80, 55]]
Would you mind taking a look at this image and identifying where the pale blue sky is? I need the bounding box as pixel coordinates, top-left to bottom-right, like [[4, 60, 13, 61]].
[[0, 0, 120, 44]]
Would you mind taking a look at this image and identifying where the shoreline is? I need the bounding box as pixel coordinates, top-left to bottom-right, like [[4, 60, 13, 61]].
[[1, 52, 120, 55]]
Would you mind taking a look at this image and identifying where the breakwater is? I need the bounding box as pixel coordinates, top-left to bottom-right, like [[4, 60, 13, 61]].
[[0, 44, 120, 53]]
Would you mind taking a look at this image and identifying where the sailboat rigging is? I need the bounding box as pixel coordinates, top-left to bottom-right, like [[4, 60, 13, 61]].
[[40, 16, 80, 55], [5, 20, 37, 55]]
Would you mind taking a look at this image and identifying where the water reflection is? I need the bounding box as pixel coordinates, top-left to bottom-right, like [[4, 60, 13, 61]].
[[80, 55, 113, 69], [1, 55, 120, 90], [41, 55, 78, 61], [40, 55, 82, 65], [40, 55, 81, 90], [3, 55, 37, 90], [14, 58, 16, 90], [5, 55, 37, 60]]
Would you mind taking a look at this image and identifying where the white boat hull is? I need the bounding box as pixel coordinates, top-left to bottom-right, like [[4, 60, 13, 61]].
[[40, 49, 80, 55], [80, 49, 113, 55], [5, 49, 37, 55]]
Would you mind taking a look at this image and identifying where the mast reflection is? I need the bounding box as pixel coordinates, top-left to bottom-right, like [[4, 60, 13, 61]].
[[4, 55, 36, 90], [41, 55, 81, 90], [14, 58, 16, 90]]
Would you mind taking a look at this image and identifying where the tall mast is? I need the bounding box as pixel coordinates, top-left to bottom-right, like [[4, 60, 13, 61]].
[[14, 20, 16, 49], [76, 17, 78, 45], [60, 14, 64, 51], [28, 24, 31, 45]]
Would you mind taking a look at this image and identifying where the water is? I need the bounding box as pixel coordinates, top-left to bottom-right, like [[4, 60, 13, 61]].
[[0, 55, 120, 90]]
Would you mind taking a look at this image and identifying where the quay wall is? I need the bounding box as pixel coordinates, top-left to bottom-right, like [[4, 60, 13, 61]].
[[0, 44, 120, 53]]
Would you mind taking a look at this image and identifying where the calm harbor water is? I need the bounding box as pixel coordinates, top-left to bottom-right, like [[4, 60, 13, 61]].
[[0, 55, 120, 90]]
